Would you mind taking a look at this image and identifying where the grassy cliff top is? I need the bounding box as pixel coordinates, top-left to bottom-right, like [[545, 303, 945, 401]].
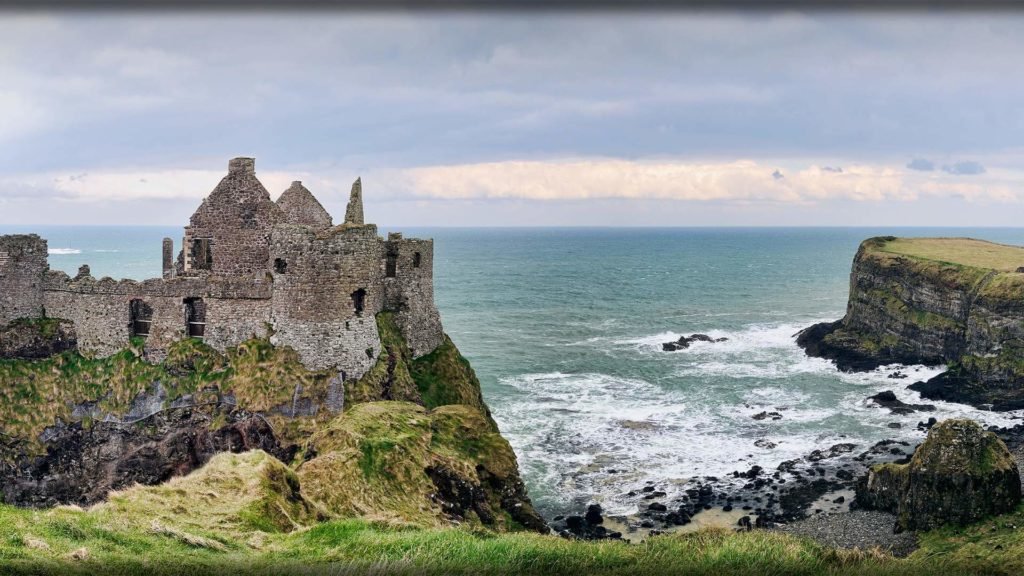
[[874, 237, 1024, 272]]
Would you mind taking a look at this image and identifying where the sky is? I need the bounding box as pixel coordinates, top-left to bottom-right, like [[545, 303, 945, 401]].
[[2, 10, 1024, 226]]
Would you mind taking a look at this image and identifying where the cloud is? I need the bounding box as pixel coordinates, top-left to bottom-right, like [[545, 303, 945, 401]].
[[906, 158, 935, 171], [942, 161, 986, 175], [822, 166, 843, 173], [0, 168, 310, 203], [401, 158, 1019, 205]]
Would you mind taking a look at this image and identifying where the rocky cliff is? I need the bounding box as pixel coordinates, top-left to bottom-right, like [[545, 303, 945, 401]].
[[798, 236, 1024, 410], [0, 312, 544, 532]]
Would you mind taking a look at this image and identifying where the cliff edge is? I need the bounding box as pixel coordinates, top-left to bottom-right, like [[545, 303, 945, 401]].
[[798, 236, 1024, 410]]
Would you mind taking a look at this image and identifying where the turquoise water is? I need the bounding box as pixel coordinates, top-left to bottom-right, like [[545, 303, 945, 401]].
[[5, 225, 1024, 517]]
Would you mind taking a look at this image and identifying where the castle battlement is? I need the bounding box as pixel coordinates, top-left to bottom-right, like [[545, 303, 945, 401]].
[[0, 158, 443, 380]]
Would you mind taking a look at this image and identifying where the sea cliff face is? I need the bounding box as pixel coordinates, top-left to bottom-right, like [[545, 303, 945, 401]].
[[0, 312, 544, 532], [798, 236, 1024, 409]]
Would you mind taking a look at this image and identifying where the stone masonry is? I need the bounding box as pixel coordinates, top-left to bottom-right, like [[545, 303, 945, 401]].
[[0, 235, 47, 326], [0, 158, 445, 380]]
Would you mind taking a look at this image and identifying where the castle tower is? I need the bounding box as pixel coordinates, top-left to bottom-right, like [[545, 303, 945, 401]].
[[344, 178, 364, 226], [0, 234, 47, 326], [277, 181, 333, 229]]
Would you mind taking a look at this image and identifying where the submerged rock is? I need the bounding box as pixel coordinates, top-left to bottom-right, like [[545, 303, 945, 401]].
[[855, 419, 1022, 531]]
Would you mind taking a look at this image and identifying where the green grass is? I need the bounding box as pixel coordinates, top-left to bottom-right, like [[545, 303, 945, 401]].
[[877, 237, 1024, 272], [8, 498, 1024, 575], [0, 504, 902, 576]]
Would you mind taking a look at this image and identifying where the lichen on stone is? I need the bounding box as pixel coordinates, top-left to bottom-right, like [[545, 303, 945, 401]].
[[856, 419, 1021, 531]]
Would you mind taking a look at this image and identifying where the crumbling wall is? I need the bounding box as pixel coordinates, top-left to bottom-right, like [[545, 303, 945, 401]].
[[0, 235, 47, 326], [269, 224, 385, 376], [383, 234, 444, 357], [43, 272, 272, 357], [183, 157, 285, 277], [276, 181, 333, 229]]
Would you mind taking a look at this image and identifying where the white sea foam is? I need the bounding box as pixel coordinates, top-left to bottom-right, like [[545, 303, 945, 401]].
[[495, 321, 1024, 517], [48, 248, 81, 255]]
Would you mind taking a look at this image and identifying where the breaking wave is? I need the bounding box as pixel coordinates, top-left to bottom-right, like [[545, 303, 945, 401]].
[[493, 321, 1024, 517]]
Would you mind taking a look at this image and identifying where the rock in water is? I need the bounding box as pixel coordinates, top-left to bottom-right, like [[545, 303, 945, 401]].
[[662, 333, 728, 351], [856, 418, 1022, 531]]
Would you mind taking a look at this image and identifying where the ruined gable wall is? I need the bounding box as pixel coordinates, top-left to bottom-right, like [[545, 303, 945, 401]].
[[277, 182, 333, 229], [269, 224, 385, 376], [184, 158, 284, 277], [382, 235, 444, 357], [0, 235, 47, 326], [43, 272, 272, 357]]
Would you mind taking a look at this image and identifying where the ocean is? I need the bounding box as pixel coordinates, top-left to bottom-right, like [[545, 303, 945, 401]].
[[5, 225, 1024, 518]]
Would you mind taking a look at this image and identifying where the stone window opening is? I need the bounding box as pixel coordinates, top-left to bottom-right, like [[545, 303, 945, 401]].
[[184, 297, 206, 340], [351, 288, 366, 316], [191, 238, 213, 270], [129, 299, 153, 338], [413, 252, 421, 268], [274, 258, 288, 274], [385, 251, 398, 278]]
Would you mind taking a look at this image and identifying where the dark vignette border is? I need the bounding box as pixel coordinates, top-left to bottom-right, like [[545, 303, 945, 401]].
[[3, 0, 1024, 11]]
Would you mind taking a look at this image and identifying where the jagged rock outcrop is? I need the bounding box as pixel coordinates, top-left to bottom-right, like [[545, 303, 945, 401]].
[[1, 407, 290, 508], [799, 236, 1024, 409], [855, 419, 1021, 531], [0, 318, 77, 360], [344, 177, 364, 226]]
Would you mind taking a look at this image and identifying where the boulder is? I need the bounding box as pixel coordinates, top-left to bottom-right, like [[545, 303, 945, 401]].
[[855, 419, 1021, 531], [867, 390, 935, 415]]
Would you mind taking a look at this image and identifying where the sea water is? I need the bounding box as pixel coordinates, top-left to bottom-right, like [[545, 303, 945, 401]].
[[5, 225, 1024, 518]]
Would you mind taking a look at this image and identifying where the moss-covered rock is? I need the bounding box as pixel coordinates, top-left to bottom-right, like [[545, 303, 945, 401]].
[[344, 312, 422, 405], [102, 450, 321, 537], [0, 317, 77, 361], [856, 419, 1021, 531], [297, 401, 545, 533]]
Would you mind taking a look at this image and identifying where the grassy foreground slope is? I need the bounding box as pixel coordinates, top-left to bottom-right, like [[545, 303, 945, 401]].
[[3, 483, 1024, 576]]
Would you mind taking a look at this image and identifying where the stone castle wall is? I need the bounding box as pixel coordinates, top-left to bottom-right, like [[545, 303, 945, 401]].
[[0, 235, 47, 326], [383, 234, 443, 357], [42, 272, 273, 357], [0, 157, 446, 382], [268, 224, 386, 375], [183, 158, 284, 277]]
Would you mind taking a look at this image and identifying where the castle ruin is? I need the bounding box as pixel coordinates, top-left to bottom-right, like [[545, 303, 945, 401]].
[[0, 157, 443, 380]]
